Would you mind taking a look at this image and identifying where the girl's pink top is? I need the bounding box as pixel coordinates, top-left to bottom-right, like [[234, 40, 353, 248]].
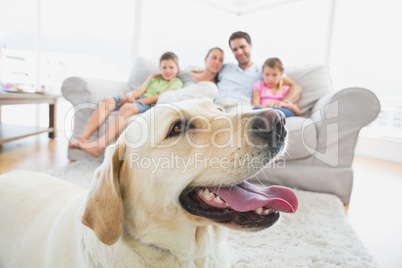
[[253, 80, 290, 107]]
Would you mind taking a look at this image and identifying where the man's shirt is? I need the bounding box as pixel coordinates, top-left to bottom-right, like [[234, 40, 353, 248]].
[[215, 63, 262, 104]]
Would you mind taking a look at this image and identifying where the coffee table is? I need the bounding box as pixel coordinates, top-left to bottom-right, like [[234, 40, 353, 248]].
[[0, 92, 59, 145]]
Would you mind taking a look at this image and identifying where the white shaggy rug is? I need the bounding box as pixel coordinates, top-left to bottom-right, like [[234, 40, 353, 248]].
[[46, 161, 378, 268]]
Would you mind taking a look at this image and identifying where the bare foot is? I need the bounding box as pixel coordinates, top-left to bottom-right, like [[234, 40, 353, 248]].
[[68, 135, 89, 149], [68, 141, 80, 149], [77, 140, 105, 157], [76, 136, 94, 147], [80, 146, 104, 157]]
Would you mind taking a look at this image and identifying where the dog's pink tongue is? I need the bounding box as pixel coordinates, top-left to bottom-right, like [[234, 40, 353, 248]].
[[210, 182, 298, 213]]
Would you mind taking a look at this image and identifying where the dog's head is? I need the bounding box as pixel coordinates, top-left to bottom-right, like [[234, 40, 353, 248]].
[[81, 99, 298, 246]]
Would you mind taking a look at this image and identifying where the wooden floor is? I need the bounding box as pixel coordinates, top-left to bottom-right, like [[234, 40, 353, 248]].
[[0, 132, 70, 174], [0, 132, 401, 268], [348, 155, 402, 268]]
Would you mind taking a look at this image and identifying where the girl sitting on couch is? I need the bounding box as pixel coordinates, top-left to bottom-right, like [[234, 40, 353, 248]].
[[252, 57, 300, 117]]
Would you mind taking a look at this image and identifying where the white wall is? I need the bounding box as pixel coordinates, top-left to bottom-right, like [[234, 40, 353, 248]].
[[238, 0, 331, 67], [138, 0, 238, 67], [355, 135, 402, 164], [137, 0, 330, 69]]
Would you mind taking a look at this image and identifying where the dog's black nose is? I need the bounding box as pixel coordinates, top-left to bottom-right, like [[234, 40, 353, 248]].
[[252, 109, 286, 139]]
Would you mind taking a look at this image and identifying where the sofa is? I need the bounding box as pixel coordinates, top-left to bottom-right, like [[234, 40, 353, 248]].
[[61, 57, 380, 205]]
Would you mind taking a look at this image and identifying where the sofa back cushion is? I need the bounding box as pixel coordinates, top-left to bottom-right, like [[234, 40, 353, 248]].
[[285, 64, 333, 117], [128, 57, 160, 90]]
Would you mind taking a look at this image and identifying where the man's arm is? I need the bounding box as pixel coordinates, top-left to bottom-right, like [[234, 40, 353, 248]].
[[282, 77, 303, 103]]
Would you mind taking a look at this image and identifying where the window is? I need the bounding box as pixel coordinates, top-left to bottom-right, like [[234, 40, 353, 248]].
[[40, 0, 137, 90], [0, 0, 136, 129], [1, 0, 136, 95], [330, 0, 402, 140], [0, 0, 37, 91]]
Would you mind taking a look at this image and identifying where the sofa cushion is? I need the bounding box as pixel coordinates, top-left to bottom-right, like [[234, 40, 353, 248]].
[[286, 64, 333, 117], [62, 77, 132, 105], [284, 117, 317, 160], [157, 81, 218, 104], [85, 78, 131, 103]]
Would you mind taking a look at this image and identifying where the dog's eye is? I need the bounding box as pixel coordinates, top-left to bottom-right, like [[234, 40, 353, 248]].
[[169, 122, 184, 136], [173, 123, 183, 133]]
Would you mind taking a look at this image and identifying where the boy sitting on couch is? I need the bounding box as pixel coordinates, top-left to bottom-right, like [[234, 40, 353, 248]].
[[70, 52, 183, 157]]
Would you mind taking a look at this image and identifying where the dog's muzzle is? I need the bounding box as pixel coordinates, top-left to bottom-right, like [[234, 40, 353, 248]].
[[179, 108, 297, 230], [252, 109, 287, 139]]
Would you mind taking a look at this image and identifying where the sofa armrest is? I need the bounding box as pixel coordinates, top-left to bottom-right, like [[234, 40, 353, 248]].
[[61, 77, 132, 106], [309, 87, 380, 167], [61, 76, 133, 150]]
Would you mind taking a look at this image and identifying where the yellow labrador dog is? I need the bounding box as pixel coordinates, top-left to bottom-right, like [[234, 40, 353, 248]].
[[0, 99, 298, 267]]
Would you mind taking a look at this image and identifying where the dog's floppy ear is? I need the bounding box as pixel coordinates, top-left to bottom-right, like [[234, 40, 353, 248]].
[[81, 136, 126, 246]]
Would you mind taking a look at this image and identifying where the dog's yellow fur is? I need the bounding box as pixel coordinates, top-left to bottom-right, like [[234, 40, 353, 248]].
[[0, 99, 287, 267]]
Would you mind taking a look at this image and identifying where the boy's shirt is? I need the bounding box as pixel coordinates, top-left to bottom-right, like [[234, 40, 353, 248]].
[[141, 76, 183, 98]]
